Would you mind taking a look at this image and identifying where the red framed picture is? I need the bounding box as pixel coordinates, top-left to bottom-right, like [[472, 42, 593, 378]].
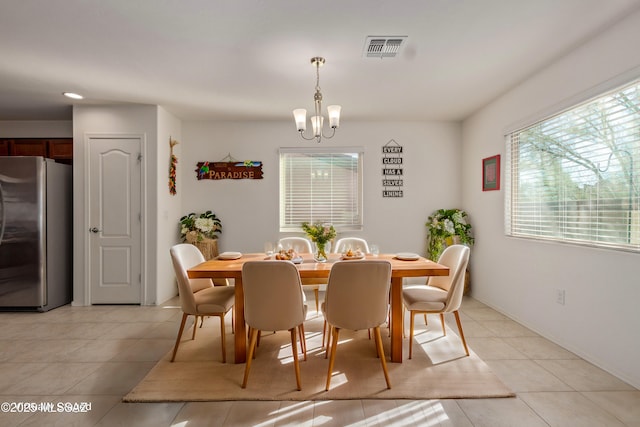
[[482, 155, 500, 191]]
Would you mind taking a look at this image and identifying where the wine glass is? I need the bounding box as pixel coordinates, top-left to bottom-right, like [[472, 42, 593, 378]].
[[264, 242, 274, 256], [370, 244, 379, 256]]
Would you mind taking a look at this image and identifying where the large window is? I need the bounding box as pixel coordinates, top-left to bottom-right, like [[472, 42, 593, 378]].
[[279, 147, 363, 232], [506, 79, 640, 252]]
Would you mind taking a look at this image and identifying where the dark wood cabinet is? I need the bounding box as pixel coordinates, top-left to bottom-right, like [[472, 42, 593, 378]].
[[9, 139, 48, 156], [47, 139, 73, 160], [1, 138, 73, 163]]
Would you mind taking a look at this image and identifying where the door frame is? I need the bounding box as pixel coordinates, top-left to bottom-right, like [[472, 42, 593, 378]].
[[82, 133, 147, 305]]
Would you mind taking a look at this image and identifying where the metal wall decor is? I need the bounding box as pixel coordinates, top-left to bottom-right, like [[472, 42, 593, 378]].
[[382, 139, 403, 197], [169, 137, 179, 195], [195, 153, 263, 180]]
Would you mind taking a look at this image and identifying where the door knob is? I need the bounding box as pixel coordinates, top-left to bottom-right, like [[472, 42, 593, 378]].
[[90, 227, 101, 233]]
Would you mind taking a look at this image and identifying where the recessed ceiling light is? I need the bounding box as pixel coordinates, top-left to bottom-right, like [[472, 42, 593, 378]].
[[63, 92, 84, 99]]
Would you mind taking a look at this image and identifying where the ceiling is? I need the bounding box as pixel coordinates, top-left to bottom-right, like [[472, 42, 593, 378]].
[[2, 0, 640, 123]]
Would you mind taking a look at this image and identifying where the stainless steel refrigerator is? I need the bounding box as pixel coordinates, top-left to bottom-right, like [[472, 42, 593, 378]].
[[0, 156, 72, 311]]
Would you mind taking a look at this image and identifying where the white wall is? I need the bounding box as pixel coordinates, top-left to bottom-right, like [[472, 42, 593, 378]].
[[156, 107, 182, 303], [0, 120, 72, 137], [462, 9, 640, 388], [181, 120, 461, 256]]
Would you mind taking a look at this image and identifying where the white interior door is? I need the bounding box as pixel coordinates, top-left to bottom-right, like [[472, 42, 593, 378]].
[[88, 136, 143, 304]]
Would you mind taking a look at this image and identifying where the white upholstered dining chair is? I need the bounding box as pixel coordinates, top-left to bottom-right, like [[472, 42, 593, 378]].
[[277, 236, 313, 254], [169, 244, 235, 363], [278, 236, 323, 314], [241, 260, 308, 390], [323, 260, 392, 391], [402, 244, 471, 359], [332, 237, 370, 254]]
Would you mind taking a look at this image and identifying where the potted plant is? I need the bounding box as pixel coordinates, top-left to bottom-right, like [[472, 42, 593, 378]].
[[301, 221, 336, 262], [426, 208, 474, 261], [179, 210, 222, 243]]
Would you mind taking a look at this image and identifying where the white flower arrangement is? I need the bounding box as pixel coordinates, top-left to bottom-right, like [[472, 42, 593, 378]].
[[426, 209, 474, 261], [179, 210, 222, 242]]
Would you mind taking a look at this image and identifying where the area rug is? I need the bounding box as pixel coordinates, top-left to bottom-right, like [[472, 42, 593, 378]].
[[123, 315, 514, 402]]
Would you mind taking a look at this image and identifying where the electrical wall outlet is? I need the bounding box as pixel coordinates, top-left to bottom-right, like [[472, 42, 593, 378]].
[[556, 289, 566, 305]]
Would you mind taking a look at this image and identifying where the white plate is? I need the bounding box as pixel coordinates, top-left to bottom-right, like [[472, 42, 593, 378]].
[[218, 251, 242, 260], [291, 256, 303, 264], [395, 252, 420, 261]]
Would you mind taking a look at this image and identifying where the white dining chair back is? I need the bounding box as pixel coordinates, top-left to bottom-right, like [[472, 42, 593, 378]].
[[402, 244, 470, 359], [241, 260, 308, 390], [323, 260, 392, 390], [332, 237, 370, 254], [169, 244, 235, 363], [427, 244, 469, 312], [277, 237, 313, 254]]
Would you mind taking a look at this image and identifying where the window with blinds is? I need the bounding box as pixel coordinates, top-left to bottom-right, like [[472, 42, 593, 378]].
[[505, 79, 640, 252], [279, 147, 363, 232]]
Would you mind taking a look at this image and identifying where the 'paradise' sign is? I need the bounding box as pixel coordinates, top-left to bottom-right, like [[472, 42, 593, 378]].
[[195, 161, 264, 180]]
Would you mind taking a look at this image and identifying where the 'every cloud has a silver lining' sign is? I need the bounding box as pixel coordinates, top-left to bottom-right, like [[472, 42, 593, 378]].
[[382, 139, 403, 197]]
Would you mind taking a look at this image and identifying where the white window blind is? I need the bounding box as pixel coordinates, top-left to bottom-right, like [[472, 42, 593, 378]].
[[505, 79, 640, 252], [279, 147, 363, 232]]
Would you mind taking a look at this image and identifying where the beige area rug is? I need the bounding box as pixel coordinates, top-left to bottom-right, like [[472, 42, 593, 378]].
[[124, 315, 514, 402]]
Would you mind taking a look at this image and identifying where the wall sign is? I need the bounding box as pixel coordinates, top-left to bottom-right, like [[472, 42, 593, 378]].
[[195, 156, 263, 180], [382, 139, 403, 197]]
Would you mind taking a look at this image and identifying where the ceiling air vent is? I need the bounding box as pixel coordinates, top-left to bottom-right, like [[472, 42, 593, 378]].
[[364, 36, 407, 58]]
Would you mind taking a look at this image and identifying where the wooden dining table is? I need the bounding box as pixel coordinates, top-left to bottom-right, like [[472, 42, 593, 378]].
[[187, 253, 449, 363]]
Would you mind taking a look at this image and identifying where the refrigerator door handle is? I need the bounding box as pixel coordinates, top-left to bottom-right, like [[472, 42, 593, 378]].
[[0, 182, 5, 247]]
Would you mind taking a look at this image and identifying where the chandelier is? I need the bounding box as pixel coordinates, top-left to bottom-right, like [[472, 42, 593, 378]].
[[293, 57, 341, 143]]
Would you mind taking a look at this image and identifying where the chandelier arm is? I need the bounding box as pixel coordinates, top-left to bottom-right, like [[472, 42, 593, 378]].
[[320, 127, 337, 139], [298, 130, 318, 141]]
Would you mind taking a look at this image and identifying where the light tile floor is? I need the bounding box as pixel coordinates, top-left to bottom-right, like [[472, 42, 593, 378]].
[[0, 295, 638, 426]]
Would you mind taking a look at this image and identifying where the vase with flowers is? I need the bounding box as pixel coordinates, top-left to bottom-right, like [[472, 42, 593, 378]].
[[301, 221, 336, 262], [179, 210, 222, 243], [426, 208, 474, 261]]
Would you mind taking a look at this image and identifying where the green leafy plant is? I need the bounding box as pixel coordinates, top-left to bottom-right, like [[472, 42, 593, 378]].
[[301, 221, 336, 244], [426, 209, 474, 261], [179, 210, 222, 242], [301, 221, 336, 261]]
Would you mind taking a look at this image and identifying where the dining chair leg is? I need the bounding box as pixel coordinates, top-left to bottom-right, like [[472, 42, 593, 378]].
[[424, 314, 428, 325], [454, 310, 470, 356], [171, 313, 189, 362], [290, 328, 302, 391], [219, 313, 226, 363], [440, 313, 446, 336], [242, 328, 259, 388], [409, 310, 415, 359], [374, 326, 391, 389], [298, 323, 307, 361], [402, 305, 406, 338], [246, 327, 257, 359], [231, 307, 235, 333], [325, 327, 340, 391], [325, 324, 333, 359], [192, 316, 198, 340], [321, 319, 327, 347], [314, 288, 319, 315]]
